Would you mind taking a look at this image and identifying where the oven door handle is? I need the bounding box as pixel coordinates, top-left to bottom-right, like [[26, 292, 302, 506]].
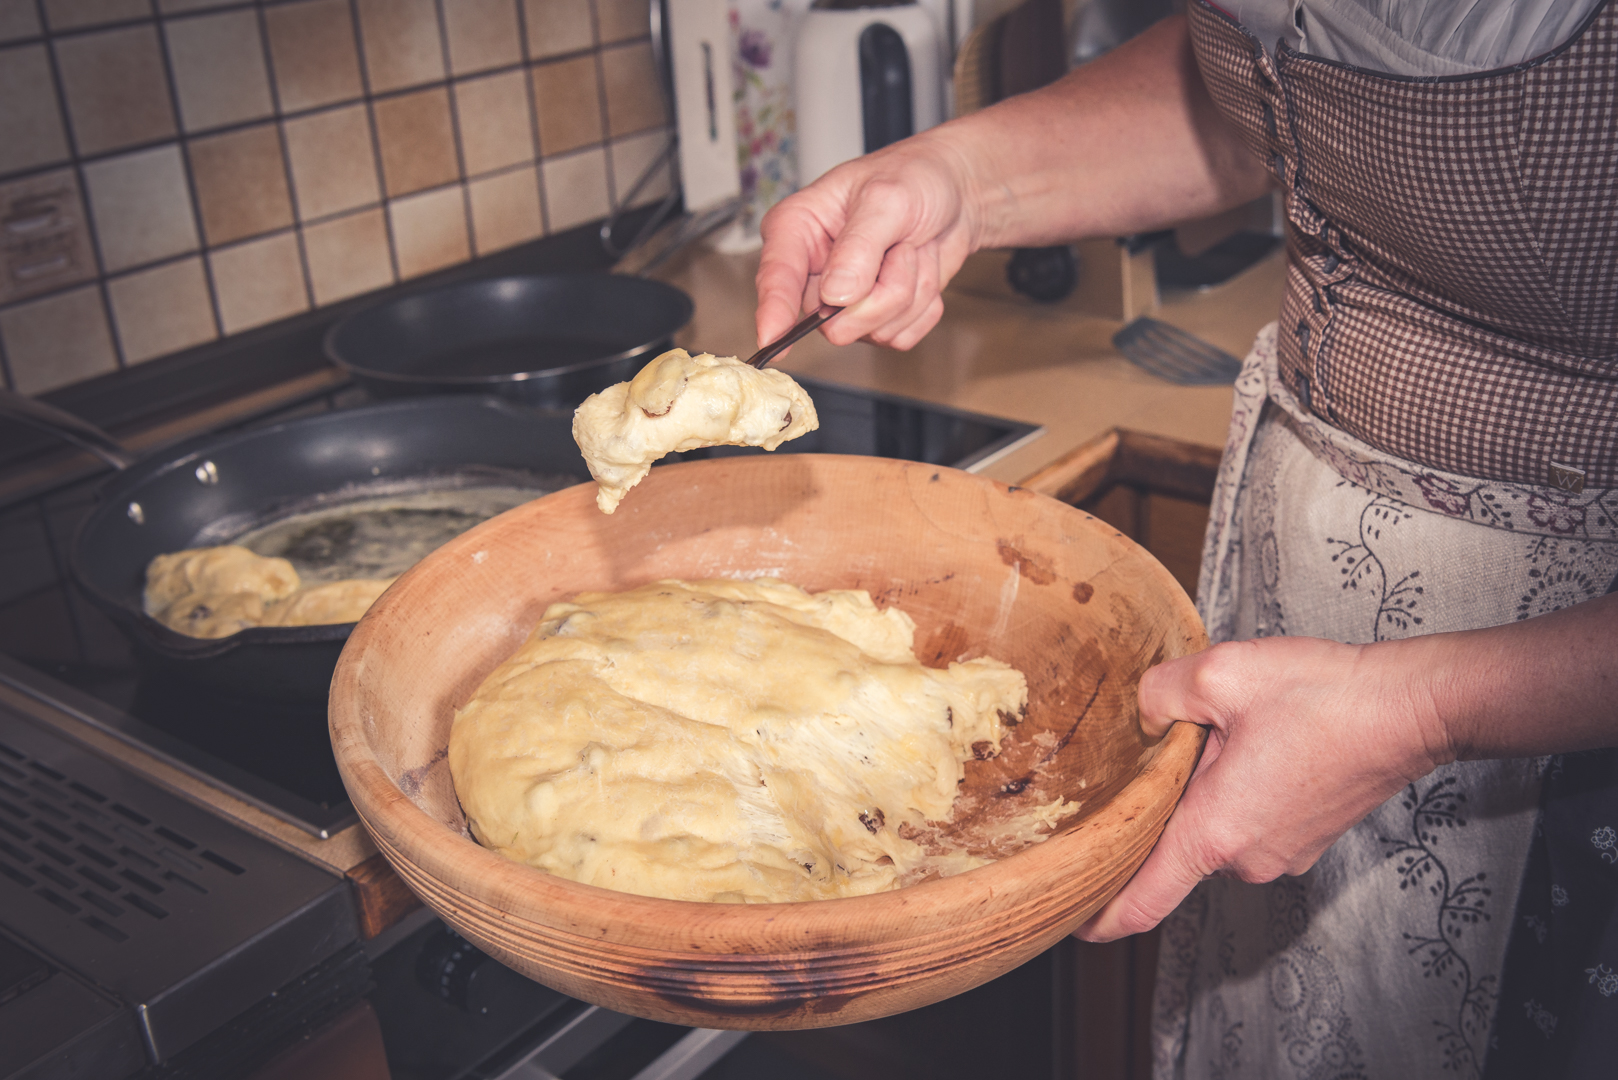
[[498, 1005, 748, 1080]]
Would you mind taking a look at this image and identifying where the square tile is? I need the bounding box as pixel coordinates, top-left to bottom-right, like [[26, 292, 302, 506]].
[[283, 104, 381, 220], [39, 0, 148, 32], [0, 169, 98, 305], [0, 45, 70, 174], [355, 0, 444, 93], [264, 0, 364, 112], [188, 124, 294, 245], [0, 0, 43, 42], [593, 0, 647, 44], [389, 184, 469, 278], [165, 10, 275, 133], [523, 0, 590, 58], [530, 53, 601, 156], [0, 285, 118, 393], [442, 0, 520, 76], [107, 256, 217, 362], [82, 144, 200, 271], [468, 165, 541, 254], [373, 86, 459, 197], [209, 231, 308, 333], [600, 41, 664, 138], [54, 25, 177, 155], [608, 127, 671, 210], [540, 144, 607, 232], [455, 69, 533, 176], [302, 207, 393, 303]]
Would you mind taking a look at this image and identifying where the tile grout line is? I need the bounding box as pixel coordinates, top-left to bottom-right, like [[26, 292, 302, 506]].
[[152, 12, 228, 347], [512, 0, 551, 239], [31, 0, 128, 377], [346, 0, 403, 288], [590, 0, 618, 211], [433, 0, 477, 263], [253, 1, 318, 315]]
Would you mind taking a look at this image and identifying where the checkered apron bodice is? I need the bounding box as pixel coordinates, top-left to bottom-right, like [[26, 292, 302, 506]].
[[1188, 0, 1618, 493]]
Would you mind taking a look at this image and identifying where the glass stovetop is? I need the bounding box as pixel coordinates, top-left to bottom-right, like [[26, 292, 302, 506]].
[[0, 379, 1040, 838]]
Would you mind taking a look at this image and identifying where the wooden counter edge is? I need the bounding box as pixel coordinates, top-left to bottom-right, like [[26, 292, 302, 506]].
[[347, 852, 424, 939]]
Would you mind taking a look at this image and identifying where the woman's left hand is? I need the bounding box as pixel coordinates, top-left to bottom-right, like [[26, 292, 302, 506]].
[[1074, 636, 1448, 942]]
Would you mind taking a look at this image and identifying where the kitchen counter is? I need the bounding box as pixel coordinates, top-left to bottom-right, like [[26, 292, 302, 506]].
[[656, 240, 1286, 483]]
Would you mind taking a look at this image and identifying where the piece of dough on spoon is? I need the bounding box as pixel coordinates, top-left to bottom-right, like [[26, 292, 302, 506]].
[[572, 348, 818, 514]]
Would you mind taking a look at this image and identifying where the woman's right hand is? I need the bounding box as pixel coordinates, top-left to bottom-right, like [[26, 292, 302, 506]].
[[754, 133, 982, 352]]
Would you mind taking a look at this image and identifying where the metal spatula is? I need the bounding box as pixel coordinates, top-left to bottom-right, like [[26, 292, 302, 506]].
[[1113, 317, 1242, 385]]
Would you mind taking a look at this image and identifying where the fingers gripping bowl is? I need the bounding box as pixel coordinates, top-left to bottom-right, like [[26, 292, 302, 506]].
[[328, 455, 1207, 1029]]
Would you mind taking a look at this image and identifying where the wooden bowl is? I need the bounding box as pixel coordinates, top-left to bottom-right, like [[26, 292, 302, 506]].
[[329, 455, 1206, 1029]]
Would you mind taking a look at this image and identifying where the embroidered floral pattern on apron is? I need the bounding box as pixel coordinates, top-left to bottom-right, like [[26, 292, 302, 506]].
[[1152, 327, 1618, 1080]]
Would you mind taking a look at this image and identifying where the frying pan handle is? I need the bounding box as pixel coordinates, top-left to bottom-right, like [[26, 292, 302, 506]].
[[0, 387, 136, 470]]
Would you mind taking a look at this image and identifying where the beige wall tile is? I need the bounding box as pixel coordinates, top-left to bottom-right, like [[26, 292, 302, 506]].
[[594, 0, 647, 44], [0, 286, 118, 394], [373, 87, 459, 197], [302, 207, 392, 303], [0, 45, 70, 175], [530, 54, 601, 156], [468, 165, 541, 254], [600, 41, 664, 138], [442, 0, 520, 76], [209, 232, 308, 333], [0, 0, 43, 42], [39, 0, 148, 33], [540, 144, 607, 232], [0, 169, 98, 304], [355, 0, 444, 93], [107, 256, 216, 362], [165, 10, 275, 133], [454, 70, 533, 176], [55, 25, 176, 155], [82, 144, 199, 272], [265, 0, 364, 112], [283, 104, 380, 220], [608, 127, 670, 210], [389, 184, 468, 278], [188, 124, 294, 245], [523, 0, 590, 59]]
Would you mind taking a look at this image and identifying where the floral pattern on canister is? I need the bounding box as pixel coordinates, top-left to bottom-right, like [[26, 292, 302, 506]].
[[729, 0, 806, 233]]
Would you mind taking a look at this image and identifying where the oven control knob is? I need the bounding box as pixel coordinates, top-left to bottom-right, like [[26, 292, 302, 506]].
[[414, 929, 533, 1018]]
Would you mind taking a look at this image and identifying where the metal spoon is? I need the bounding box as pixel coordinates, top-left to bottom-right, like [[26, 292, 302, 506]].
[[744, 305, 843, 369]]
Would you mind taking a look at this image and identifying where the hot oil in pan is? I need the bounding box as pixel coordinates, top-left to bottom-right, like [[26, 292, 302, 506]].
[[228, 487, 540, 583], [404, 337, 623, 378]]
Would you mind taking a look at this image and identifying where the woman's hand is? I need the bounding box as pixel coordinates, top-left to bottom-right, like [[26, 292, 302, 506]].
[[1075, 636, 1449, 942], [1076, 592, 1618, 942], [755, 136, 982, 352], [753, 15, 1274, 355]]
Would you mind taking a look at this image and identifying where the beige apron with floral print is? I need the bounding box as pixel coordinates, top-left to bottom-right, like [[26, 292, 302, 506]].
[[1150, 325, 1618, 1079]]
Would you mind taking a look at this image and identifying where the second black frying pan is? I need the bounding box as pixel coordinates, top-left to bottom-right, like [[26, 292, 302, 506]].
[[323, 274, 694, 408]]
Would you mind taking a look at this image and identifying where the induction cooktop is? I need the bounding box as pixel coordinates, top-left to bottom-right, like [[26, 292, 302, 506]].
[[0, 381, 1040, 839]]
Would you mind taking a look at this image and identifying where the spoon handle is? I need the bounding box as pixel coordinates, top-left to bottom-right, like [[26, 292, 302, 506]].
[[744, 305, 843, 369]]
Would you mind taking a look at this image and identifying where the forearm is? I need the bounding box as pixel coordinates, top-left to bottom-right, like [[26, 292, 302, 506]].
[[936, 14, 1272, 248], [1380, 591, 1618, 766]]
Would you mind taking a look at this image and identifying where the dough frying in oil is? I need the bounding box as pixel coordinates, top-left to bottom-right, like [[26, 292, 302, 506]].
[[144, 545, 392, 638], [448, 579, 1034, 904], [572, 349, 818, 514]]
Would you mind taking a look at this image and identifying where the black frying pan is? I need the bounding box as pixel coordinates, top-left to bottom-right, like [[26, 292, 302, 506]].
[[323, 274, 694, 408], [67, 396, 590, 701]]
